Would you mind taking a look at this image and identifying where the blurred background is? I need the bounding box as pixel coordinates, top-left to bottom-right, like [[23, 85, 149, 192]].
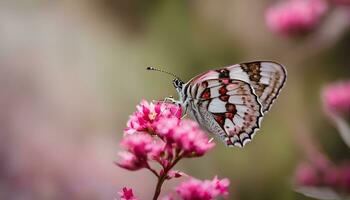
[[0, 0, 349, 199]]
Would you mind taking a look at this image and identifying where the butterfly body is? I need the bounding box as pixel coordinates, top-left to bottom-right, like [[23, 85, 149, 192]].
[[150, 61, 286, 148]]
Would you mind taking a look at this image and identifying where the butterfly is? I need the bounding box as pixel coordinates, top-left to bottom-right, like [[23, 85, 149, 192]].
[[147, 61, 287, 147]]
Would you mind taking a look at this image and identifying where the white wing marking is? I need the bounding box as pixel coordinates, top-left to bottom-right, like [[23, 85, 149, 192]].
[[207, 98, 226, 113], [228, 95, 244, 104]]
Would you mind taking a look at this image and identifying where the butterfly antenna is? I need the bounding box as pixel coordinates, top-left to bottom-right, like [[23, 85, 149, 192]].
[[146, 66, 182, 80]]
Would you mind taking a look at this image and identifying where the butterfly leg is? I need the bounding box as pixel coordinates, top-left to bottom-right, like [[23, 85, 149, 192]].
[[164, 97, 188, 119], [156, 95, 184, 117], [152, 95, 178, 104], [163, 95, 180, 104], [208, 137, 214, 143]]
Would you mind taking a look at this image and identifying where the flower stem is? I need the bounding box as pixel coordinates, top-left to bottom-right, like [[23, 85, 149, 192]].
[[152, 154, 183, 200], [152, 175, 166, 200], [146, 164, 159, 178]]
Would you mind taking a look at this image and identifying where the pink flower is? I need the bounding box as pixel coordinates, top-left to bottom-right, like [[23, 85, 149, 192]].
[[176, 176, 230, 200], [167, 170, 187, 180], [323, 167, 339, 187], [118, 100, 223, 200], [330, 0, 350, 6], [265, 0, 328, 36], [337, 163, 350, 192], [294, 163, 320, 186], [124, 100, 182, 134], [294, 161, 350, 194], [120, 133, 154, 158], [156, 118, 215, 157], [161, 194, 175, 200], [212, 176, 230, 196], [117, 133, 164, 171], [118, 187, 138, 200], [322, 163, 350, 193], [116, 151, 145, 171], [323, 81, 350, 114]]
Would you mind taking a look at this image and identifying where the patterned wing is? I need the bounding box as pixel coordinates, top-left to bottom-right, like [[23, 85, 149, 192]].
[[187, 79, 263, 147], [186, 61, 286, 113], [227, 61, 287, 113]]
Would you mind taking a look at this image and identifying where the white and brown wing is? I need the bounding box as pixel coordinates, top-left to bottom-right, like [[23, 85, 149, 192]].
[[227, 61, 287, 113], [181, 61, 286, 147], [187, 79, 263, 147]]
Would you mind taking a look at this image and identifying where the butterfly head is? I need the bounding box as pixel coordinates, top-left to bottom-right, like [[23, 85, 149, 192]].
[[146, 66, 186, 102], [173, 78, 184, 91]]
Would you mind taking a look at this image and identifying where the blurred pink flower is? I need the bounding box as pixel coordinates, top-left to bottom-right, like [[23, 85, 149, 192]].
[[322, 81, 350, 148], [295, 163, 320, 186], [294, 83, 350, 199], [294, 161, 350, 195], [156, 118, 215, 157], [265, 0, 328, 36], [323, 167, 339, 187], [175, 176, 230, 200], [118, 187, 138, 200], [323, 81, 350, 113], [124, 100, 182, 134], [212, 176, 230, 196], [161, 194, 175, 200], [337, 163, 350, 192], [330, 0, 350, 6], [325, 162, 350, 194]]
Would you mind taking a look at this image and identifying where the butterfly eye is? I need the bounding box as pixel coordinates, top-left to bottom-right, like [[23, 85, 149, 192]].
[[173, 79, 183, 89]]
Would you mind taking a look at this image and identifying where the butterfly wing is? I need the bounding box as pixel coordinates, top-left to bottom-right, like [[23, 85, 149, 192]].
[[186, 79, 263, 147], [186, 61, 286, 113], [227, 61, 287, 113], [181, 61, 286, 147]]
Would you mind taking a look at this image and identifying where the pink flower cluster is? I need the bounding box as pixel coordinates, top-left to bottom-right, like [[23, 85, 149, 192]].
[[265, 0, 328, 36], [124, 100, 182, 134], [117, 100, 227, 200], [322, 81, 350, 114], [294, 162, 350, 193], [119, 187, 137, 200], [118, 176, 229, 200], [117, 134, 162, 171], [118, 100, 214, 171], [156, 118, 215, 157], [175, 176, 230, 200]]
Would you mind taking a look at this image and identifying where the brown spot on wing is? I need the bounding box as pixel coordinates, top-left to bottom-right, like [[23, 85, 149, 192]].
[[226, 138, 234, 146], [225, 103, 237, 113], [213, 113, 225, 127], [201, 88, 211, 100], [201, 81, 208, 88], [264, 73, 280, 106], [225, 112, 234, 120], [219, 95, 229, 102], [219, 86, 227, 95], [255, 83, 268, 97], [241, 62, 262, 82]]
